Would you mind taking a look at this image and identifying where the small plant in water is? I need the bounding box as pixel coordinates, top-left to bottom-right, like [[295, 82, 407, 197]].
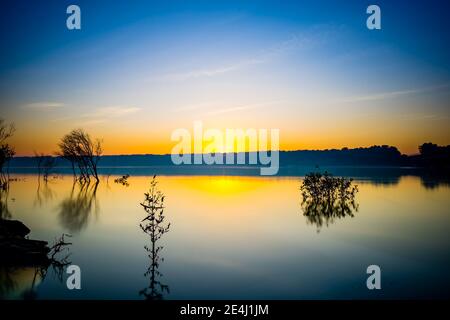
[[300, 172, 358, 231], [139, 175, 170, 300], [114, 174, 130, 187]]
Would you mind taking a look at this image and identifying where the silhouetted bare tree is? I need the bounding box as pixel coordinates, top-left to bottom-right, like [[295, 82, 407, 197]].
[[47, 233, 72, 282], [0, 119, 15, 189], [58, 129, 102, 182], [34, 152, 44, 180], [34, 152, 56, 183], [139, 175, 170, 300]]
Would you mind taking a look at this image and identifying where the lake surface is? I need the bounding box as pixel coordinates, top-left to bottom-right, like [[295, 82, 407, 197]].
[[1, 173, 450, 299]]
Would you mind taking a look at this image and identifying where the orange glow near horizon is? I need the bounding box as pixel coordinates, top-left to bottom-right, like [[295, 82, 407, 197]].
[[8, 121, 449, 157], [5, 105, 450, 157], [8, 135, 445, 157]]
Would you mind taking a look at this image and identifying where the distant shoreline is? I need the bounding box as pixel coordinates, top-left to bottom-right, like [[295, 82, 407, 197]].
[[8, 144, 450, 169]]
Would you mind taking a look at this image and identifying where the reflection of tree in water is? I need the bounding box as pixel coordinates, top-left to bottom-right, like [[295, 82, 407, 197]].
[[34, 180, 56, 207], [419, 170, 450, 190], [58, 181, 99, 233], [20, 234, 72, 300], [0, 266, 45, 300], [1, 182, 72, 299], [0, 232, 72, 300], [139, 175, 171, 300], [0, 185, 11, 219], [300, 172, 359, 232]]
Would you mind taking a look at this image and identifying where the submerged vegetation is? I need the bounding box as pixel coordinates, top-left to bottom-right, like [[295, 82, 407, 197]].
[[114, 174, 130, 187], [300, 172, 359, 231], [139, 175, 171, 300], [34, 152, 57, 183], [0, 119, 15, 189]]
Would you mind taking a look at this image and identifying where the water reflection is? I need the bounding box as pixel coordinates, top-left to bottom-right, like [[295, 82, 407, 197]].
[[300, 172, 359, 232], [419, 171, 450, 189], [1, 210, 72, 300], [0, 185, 11, 219], [2, 173, 449, 299], [34, 181, 55, 207], [0, 266, 45, 299], [139, 176, 171, 300], [0, 236, 72, 300], [58, 181, 99, 233]]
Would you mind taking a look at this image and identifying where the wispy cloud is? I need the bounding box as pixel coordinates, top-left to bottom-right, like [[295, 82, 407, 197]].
[[23, 102, 64, 109], [157, 58, 264, 82], [82, 106, 142, 118], [151, 28, 329, 83], [338, 83, 450, 103], [54, 106, 141, 126]]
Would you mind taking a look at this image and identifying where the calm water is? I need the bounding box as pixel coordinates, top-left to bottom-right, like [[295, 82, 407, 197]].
[[1, 173, 450, 299]]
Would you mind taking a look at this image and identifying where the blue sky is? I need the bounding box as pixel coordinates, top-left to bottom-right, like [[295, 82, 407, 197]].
[[0, 0, 449, 155]]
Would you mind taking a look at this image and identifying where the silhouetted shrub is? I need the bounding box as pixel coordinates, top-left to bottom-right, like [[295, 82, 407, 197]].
[[114, 174, 130, 186], [139, 175, 170, 300], [300, 172, 358, 231]]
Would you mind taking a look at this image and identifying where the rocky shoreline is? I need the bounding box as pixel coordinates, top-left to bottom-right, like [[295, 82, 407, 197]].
[[0, 219, 51, 266]]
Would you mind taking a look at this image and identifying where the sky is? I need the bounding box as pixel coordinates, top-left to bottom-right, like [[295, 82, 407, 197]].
[[0, 0, 449, 156]]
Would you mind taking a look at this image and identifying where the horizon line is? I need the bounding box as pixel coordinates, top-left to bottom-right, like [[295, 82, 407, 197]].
[[12, 144, 428, 158]]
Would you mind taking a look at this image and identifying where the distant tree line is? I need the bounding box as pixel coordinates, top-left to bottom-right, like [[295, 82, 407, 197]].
[[7, 143, 450, 169], [415, 143, 450, 167], [281, 144, 450, 168], [280, 145, 406, 166]]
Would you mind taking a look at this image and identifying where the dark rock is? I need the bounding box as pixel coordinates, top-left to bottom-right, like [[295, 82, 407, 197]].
[[0, 219, 31, 238], [0, 219, 50, 267]]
